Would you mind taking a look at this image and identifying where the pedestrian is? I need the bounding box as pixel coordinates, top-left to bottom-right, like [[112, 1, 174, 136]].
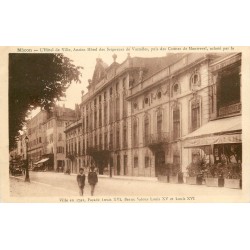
[[88, 166, 98, 196], [77, 168, 85, 196]]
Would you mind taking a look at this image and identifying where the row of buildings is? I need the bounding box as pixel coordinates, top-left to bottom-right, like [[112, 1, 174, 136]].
[[13, 105, 76, 171], [13, 52, 242, 179]]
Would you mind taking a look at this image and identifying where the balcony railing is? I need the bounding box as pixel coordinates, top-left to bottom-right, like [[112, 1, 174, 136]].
[[218, 102, 241, 117], [144, 132, 169, 146], [66, 152, 77, 160]]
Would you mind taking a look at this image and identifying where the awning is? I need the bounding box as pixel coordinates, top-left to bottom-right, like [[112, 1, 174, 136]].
[[182, 116, 241, 148], [34, 158, 49, 165]]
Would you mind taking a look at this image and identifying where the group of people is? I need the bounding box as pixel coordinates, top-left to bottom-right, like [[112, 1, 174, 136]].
[[77, 166, 98, 196]]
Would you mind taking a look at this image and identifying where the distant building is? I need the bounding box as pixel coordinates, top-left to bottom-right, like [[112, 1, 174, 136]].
[[26, 110, 47, 167], [26, 105, 76, 171]]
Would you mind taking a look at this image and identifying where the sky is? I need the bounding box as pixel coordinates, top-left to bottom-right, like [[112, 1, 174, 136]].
[[30, 48, 172, 117]]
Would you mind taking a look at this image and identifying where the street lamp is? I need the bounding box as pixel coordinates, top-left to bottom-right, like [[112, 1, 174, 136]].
[[24, 136, 30, 182]]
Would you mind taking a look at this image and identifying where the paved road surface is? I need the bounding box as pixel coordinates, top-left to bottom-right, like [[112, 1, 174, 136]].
[[10, 171, 242, 199]]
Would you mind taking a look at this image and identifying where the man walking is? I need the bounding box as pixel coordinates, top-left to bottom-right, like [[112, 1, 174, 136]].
[[88, 166, 98, 196], [77, 168, 85, 196]]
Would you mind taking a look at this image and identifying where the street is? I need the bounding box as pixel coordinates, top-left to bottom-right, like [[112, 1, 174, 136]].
[[10, 171, 242, 198]]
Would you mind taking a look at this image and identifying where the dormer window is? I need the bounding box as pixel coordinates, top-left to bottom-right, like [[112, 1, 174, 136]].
[[190, 70, 200, 90], [172, 82, 180, 97], [157, 91, 162, 99]]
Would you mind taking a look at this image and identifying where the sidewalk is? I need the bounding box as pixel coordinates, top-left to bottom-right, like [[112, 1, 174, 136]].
[[67, 172, 158, 182], [10, 176, 78, 196]]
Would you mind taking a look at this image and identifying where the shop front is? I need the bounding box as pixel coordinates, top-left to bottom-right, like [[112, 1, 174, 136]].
[[182, 116, 242, 188]]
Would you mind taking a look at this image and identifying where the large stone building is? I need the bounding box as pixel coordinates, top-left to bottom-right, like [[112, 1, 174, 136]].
[[65, 52, 242, 179]]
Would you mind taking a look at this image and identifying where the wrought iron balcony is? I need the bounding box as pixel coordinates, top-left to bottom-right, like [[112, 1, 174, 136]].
[[66, 152, 77, 160], [144, 132, 169, 147], [218, 102, 241, 117], [86, 144, 112, 158]]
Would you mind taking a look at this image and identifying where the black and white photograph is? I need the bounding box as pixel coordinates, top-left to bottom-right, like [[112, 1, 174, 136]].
[[1, 46, 248, 202]]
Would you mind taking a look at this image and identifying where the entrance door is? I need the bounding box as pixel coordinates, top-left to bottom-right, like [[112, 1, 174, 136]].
[[123, 155, 128, 176], [155, 151, 165, 177], [96, 155, 104, 175], [117, 155, 121, 175]]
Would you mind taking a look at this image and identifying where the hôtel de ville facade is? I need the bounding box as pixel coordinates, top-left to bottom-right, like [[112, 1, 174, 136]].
[[65, 52, 242, 179]]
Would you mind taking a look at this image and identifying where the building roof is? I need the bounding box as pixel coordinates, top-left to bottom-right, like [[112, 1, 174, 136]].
[[81, 53, 186, 104]]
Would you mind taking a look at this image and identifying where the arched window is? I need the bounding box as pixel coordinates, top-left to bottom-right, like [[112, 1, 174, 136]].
[[190, 71, 200, 90], [157, 91, 162, 99], [172, 82, 180, 97]]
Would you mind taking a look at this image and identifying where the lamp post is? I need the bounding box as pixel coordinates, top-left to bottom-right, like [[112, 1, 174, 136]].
[[25, 136, 30, 182]]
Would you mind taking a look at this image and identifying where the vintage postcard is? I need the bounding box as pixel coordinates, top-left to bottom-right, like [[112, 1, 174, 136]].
[[0, 46, 249, 203]]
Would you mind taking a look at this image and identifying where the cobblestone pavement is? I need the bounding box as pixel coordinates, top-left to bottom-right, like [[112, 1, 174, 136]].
[[9, 171, 242, 200]]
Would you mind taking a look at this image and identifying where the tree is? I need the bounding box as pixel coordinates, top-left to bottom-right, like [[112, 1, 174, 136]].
[[9, 53, 83, 150]]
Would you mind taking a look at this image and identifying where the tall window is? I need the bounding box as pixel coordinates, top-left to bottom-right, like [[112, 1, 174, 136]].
[[145, 156, 150, 168], [116, 126, 120, 149], [99, 133, 102, 149], [94, 134, 97, 147], [157, 111, 162, 134], [144, 115, 150, 145], [104, 132, 108, 149], [104, 103, 107, 125], [116, 96, 120, 121], [109, 99, 113, 123], [123, 121, 127, 148], [173, 108, 180, 140], [133, 118, 139, 147], [78, 141, 81, 155], [134, 156, 138, 168], [123, 93, 128, 118], [89, 111, 92, 131], [124, 155, 128, 175], [94, 110, 97, 129], [82, 116, 85, 134], [99, 107, 102, 127], [110, 130, 113, 150], [82, 138, 85, 155], [86, 115, 89, 132], [191, 101, 200, 131]]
